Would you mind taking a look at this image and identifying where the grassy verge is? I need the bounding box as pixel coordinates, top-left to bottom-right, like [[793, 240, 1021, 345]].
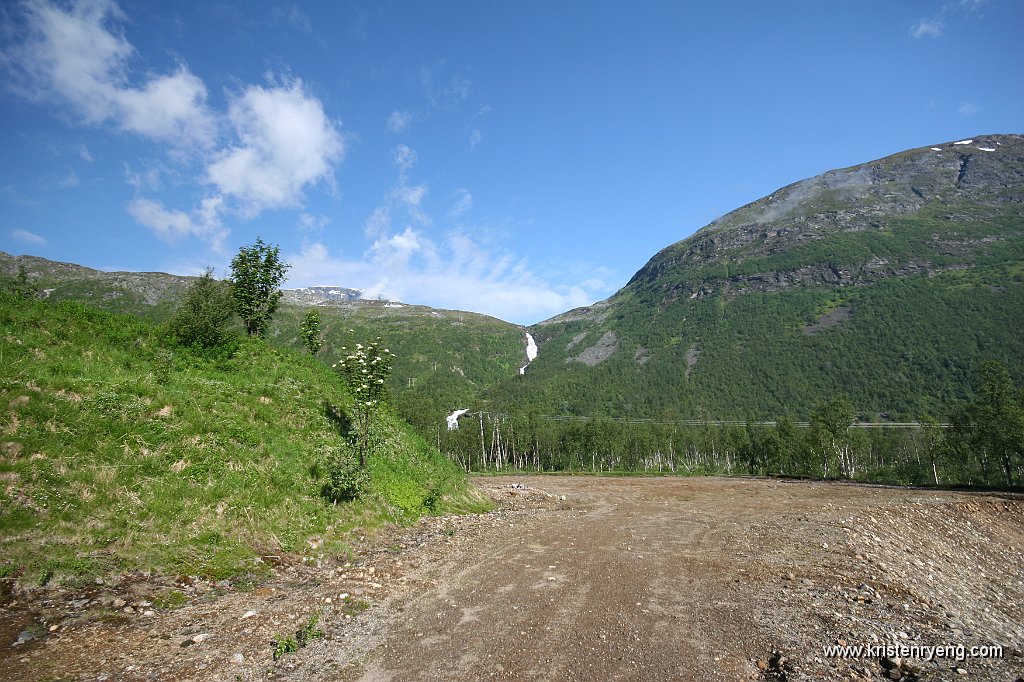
[[0, 293, 488, 587]]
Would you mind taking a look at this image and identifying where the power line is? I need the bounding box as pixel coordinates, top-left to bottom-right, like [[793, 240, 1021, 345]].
[[465, 412, 948, 429]]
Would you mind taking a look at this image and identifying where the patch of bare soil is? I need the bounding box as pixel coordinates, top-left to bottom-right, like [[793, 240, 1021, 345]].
[[2, 477, 1022, 681]]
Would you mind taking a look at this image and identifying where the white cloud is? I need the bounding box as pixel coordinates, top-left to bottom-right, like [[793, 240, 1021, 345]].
[[395, 183, 428, 215], [958, 102, 979, 116], [419, 64, 471, 110], [468, 128, 482, 150], [56, 169, 80, 188], [449, 188, 473, 218], [7, 2, 347, 251], [387, 110, 412, 133], [910, 18, 943, 38], [10, 229, 48, 247], [363, 206, 391, 238], [286, 233, 606, 325], [205, 78, 344, 216], [911, 1, 987, 40], [298, 212, 330, 233], [393, 144, 417, 172], [272, 4, 312, 32], [6, 0, 216, 147], [379, 144, 430, 225], [127, 196, 226, 250]]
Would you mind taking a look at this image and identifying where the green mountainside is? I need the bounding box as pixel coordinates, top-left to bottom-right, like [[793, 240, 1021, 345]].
[[265, 303, 527, 434], [0, 252, 529, 433], [3, 133, 1022, 431], [491, 134, 1024, 421], [0, 293, 484, 584]]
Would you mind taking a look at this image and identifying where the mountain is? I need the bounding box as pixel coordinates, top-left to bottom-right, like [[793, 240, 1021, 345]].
[[0, 251, 529, 429], [491, 134, 1024, 420], [5, 134, 1022, 426], [282, 285, 365, 305]]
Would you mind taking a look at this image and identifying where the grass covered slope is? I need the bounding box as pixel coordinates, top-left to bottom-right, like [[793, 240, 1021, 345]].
[[0, 293, 484, 586], [266, 302, 528, 430]]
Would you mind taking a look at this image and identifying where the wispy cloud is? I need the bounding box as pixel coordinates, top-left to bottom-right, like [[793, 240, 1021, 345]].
[[310, 144, 606, 324], [387, 110, 412, 133], [127, 196, 227, 250], [468, 128, 482, 150], [56, 169, 79, 188], [419, 63, 472, 111], [958, 102, 979, 117], [910, 18, 943, 38], [271, 4, 311, 32], [286, 234, 604, 325], [910, 0, 987, 39], [10, 228, 48, 247], [449, 188, 473, 219], [78, 143, 92, 162], [4, 0, 216, 147]]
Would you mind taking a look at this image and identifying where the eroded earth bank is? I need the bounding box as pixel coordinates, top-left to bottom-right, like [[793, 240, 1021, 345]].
[[3, 476, 1022, 681]]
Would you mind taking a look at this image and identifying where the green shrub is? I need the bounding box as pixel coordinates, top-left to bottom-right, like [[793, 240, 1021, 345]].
[[272, 635, 298, 660], [167, 269, 236, 349], [322, 452, 367, 503]]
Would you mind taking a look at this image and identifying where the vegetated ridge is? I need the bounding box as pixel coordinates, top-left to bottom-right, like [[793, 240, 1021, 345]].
[[494, 134, 1024, 421], [0, 292, 486, 585], [0, 252, 530, 434]]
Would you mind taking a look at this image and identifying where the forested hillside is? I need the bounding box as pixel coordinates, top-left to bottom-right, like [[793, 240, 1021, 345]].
[[492, 134, 1024, 421]]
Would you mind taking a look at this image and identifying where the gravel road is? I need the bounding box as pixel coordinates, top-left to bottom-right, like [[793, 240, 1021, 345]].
[[3, 476, 1022, 681]]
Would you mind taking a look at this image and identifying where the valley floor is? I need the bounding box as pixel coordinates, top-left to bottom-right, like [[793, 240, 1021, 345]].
[[2, 477, 1022, 681]]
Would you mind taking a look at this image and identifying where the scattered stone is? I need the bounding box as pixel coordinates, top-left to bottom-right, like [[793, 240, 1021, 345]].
[[191, 633, 212, 644], [240, 610, 258, 620]]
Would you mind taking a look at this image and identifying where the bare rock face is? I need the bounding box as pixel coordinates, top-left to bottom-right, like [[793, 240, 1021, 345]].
[[567, 331, 618, 366], [626, 134, 1024, 301], [281, 286, 365, 306]]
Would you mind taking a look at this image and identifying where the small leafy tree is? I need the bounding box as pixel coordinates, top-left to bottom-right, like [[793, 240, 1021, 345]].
[[229, 238, 290, 337], [810, 395, 855, 478], [300, 309, 323, 355], [168, 268, 236, 349], [334, 337, 396, 467], [10, 265, 36, 300], [947, 361, 1024, 487]]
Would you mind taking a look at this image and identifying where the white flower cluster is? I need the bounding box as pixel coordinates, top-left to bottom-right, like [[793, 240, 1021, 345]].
[[334, 337, 396, 408]]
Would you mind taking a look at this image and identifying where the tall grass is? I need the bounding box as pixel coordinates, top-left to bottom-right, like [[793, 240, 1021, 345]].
[[0, 293, 487, 586]]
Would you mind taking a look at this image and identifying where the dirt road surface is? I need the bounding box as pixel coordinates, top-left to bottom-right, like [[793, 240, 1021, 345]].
[[3, 476, 1023, 681]]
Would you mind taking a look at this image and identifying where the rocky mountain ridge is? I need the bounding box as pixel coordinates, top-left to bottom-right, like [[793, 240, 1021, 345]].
[[501, 133, 1024, 419]]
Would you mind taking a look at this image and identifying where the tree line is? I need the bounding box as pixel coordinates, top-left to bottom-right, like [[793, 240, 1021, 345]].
[[416, 361, 1022, 488]]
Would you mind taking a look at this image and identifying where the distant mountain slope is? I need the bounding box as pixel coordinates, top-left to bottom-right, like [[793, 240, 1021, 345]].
[[494, 134, 1024, 420], [0, 252, 529, 429]]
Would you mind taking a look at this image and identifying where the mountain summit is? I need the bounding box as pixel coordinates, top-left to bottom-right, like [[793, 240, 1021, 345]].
[[500, 134, 1024, 420]]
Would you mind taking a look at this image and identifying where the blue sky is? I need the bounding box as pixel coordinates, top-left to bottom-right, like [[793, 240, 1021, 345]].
[[1, 1, 1022, 325]]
